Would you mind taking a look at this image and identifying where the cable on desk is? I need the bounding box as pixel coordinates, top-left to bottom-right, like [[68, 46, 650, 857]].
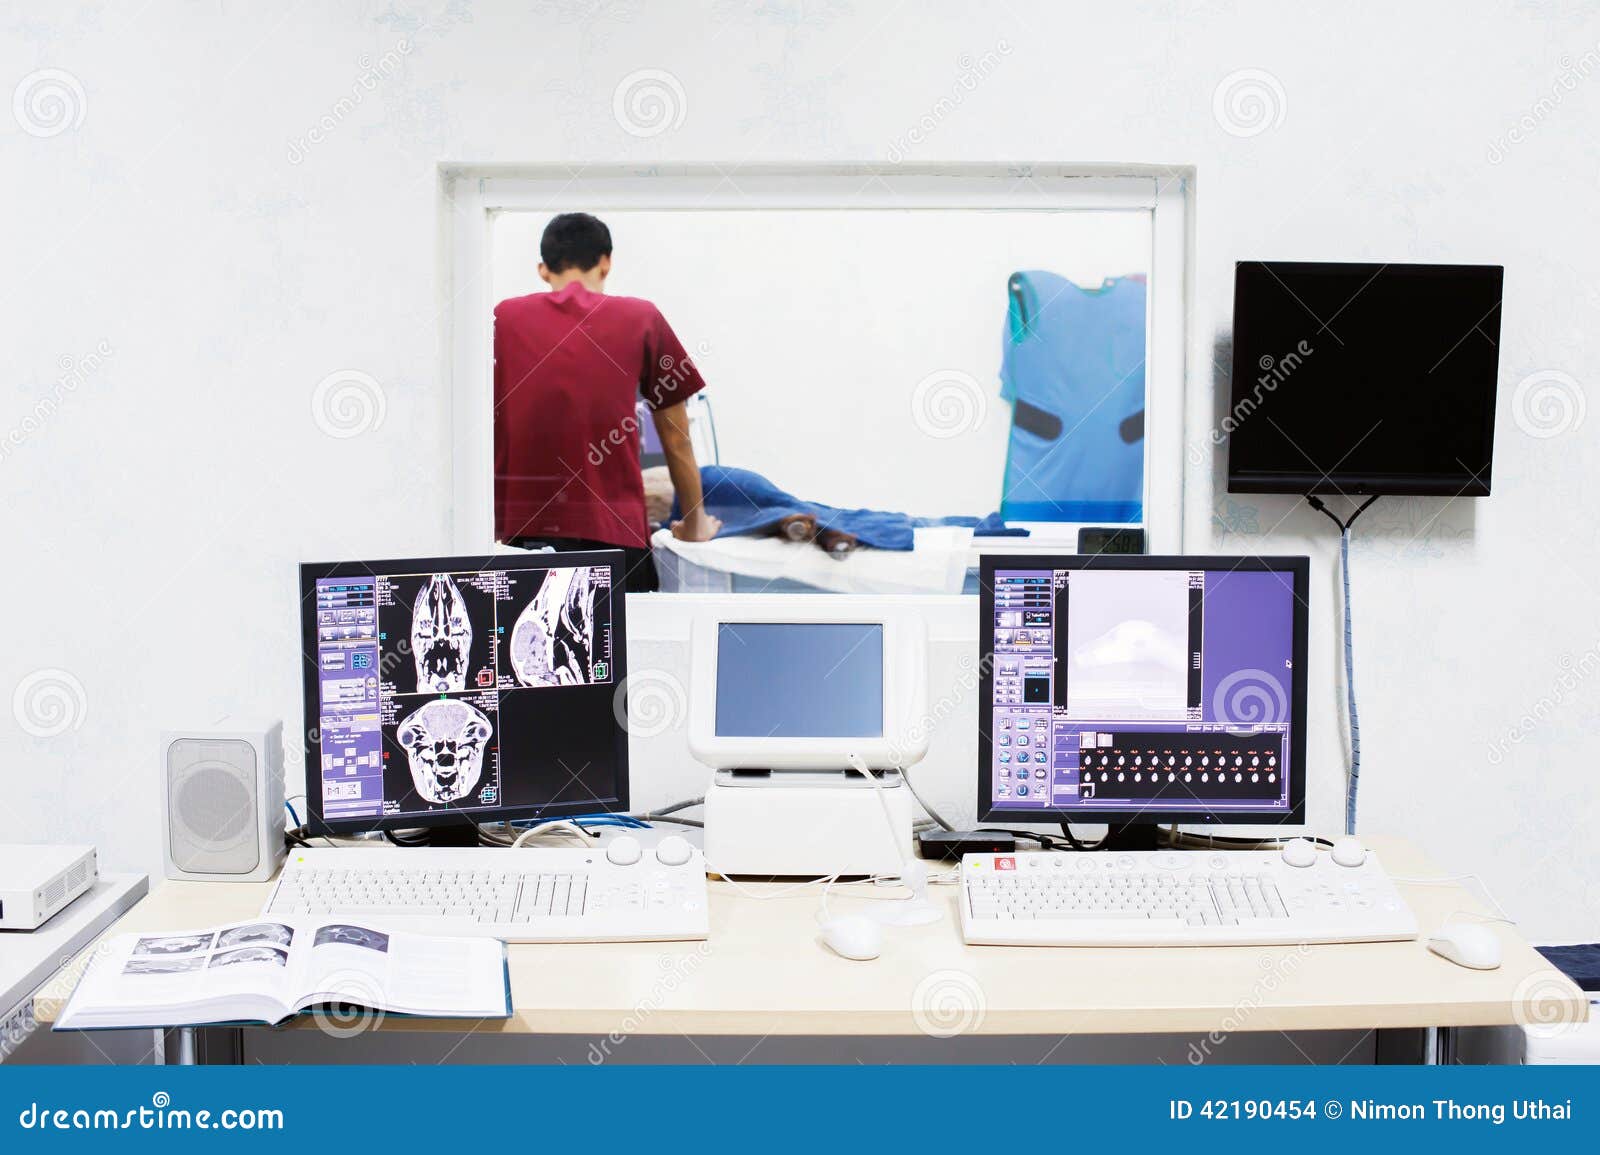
[[383, 828, 432, 848], [476, 822, 516, 846], [896, 764, 955, 832], [1058, 822, 1109, 852], [1390, 873, 1516, 924], [641, 797, 704, 820], [972, 827, 1064, 849], [510, 820, 598, 848]]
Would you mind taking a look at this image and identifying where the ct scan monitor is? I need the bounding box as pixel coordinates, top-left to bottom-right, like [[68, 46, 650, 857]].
[[299, 551, 628, 836], [978, 555, 1308, 830]]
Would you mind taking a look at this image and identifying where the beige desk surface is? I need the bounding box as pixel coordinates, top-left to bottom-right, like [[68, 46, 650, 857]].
[[34, 837, 1589, 1038]]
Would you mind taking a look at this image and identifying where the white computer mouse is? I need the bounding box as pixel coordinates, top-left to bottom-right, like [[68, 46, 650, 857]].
[[1427, 921, 1503, 970], [819, 915, 884, 961]]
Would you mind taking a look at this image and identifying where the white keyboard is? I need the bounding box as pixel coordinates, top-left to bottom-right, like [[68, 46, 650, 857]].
[[960, 849, 1418, 946], [263, 846, 709, 943]]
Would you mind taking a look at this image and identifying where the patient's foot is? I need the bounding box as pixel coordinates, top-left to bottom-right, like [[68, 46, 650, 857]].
[[776, 514, 817, 542], [817, 529, 857, 558]]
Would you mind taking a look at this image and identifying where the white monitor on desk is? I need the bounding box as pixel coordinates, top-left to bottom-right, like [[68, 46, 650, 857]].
[[686, 597, 928, 771]]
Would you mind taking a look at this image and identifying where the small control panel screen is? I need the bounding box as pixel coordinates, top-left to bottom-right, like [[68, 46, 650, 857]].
[[714, 622, 883, 738]]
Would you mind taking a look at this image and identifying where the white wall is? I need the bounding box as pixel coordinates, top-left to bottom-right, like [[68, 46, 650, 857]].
[[3, 2, 1597, 941]]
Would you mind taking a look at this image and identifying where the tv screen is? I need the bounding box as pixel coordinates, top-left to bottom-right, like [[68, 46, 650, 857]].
[[1227, 262, 1503, 496]]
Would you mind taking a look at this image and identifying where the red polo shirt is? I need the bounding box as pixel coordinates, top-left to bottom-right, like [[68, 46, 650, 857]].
[[494, 283, 706, 548]]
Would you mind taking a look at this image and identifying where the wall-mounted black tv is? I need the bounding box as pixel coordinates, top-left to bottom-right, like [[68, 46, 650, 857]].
[[1227, 261, 1503, 497]]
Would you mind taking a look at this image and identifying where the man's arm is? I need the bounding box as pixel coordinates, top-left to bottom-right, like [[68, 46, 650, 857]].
[[651, 401, 721, 542]]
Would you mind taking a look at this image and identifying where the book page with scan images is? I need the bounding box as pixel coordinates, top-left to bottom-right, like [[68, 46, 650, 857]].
[[297, 923, 507, 1018], [57, 921, 305, 1028]]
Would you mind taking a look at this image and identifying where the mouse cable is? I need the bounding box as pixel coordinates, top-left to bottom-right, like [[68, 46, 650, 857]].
[[383, 828, 435, 848], [1058, 822, 1109, 852], [895, 763, 955, 831], [969, 827, 1067, 849], [1305, 494, 1379, 836], [509, 820, 598, 848], [957, 824, 1104, 851], [1390, 873, 1515, 924]]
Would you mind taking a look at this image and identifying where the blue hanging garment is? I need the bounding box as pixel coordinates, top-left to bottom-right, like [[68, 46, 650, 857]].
[[998, 271, 1147, 523]]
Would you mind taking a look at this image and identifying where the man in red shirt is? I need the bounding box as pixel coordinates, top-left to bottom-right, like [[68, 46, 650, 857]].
[[494, 213, 720, 591]]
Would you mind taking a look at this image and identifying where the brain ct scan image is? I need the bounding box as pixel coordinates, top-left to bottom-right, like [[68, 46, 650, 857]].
[[395, 698, 494, 804], [310, 556, 620, 827], [313, 924, 391, 953], [510, 567, 601, 687], [411, 573, 474, 693]]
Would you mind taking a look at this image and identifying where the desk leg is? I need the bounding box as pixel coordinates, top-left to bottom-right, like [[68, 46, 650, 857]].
[[174, 1027, 197, 1066], [1423, 1026, 1457, 1065]]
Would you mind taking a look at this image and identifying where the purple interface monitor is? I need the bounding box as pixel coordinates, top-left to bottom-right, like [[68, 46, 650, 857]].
[[312, 564, 614, 822], [989, 567, 1295, 815]]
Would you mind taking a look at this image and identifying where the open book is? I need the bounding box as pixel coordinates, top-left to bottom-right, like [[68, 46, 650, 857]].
[[55, 918, 510, 1030]]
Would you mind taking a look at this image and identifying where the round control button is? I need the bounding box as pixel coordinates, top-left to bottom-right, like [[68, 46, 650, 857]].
[[606, 834, 644, 866], [1279, 839, 1317, 869], [655, 835, 693, 867]]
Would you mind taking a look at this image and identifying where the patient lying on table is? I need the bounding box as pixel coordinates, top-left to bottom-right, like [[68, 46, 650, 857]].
[[645, 464, 1022, 560]]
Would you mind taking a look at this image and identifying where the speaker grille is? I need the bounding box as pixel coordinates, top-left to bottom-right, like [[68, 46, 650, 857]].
[[168, 739, 260, 875]]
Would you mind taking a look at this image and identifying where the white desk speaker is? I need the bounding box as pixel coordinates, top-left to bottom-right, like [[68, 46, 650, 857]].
[[161, 722, 286, 882]]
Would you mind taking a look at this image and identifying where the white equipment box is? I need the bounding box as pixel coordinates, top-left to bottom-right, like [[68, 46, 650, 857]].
[[0, 844, 99, 931]]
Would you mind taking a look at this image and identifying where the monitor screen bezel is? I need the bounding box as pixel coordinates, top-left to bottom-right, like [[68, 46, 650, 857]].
[[1226, 260, 1502, 498], [298, 550, 630, 837], [976, 553, 1309, 829]]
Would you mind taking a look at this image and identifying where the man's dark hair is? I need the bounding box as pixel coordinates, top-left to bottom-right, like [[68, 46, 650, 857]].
[[541, 213, 612, 274]]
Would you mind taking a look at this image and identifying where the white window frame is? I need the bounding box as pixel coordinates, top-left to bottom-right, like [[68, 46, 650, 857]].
[[440, 163, 1192, 556]]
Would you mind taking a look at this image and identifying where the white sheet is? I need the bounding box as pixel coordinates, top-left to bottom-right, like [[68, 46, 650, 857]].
[[652, 526, 975, 595]]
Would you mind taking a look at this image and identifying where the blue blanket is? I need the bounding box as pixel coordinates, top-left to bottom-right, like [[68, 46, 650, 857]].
[[670, 466, 1026, 552]]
